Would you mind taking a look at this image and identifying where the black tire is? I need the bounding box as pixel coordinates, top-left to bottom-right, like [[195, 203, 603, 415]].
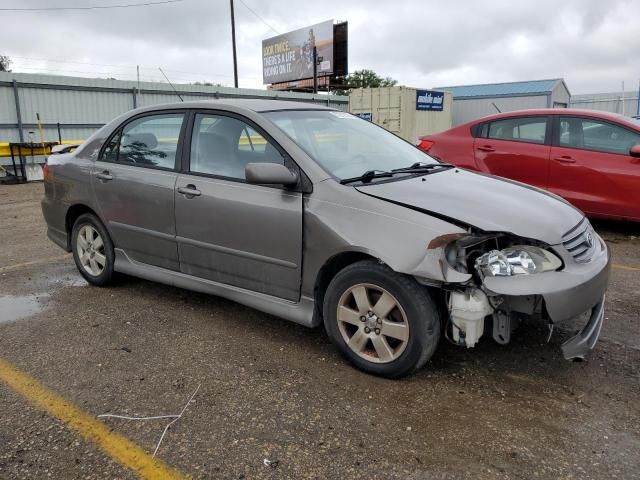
[[71, 213, 116, 286], [323, 260, 440, 378]]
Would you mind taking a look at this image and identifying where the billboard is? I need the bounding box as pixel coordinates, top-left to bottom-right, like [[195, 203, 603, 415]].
[[262, 20, 334, 85], [416, 90, 445, 111]]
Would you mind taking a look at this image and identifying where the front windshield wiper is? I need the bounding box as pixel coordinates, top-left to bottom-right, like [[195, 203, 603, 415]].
[[340, 170, 394, 185], [340, 163, 455, 185], [391, 162, 455, 173]]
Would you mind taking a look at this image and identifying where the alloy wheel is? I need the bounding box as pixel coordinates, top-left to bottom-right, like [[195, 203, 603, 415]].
[[336, 283, 410, 363], [76, 224, 106, 276]]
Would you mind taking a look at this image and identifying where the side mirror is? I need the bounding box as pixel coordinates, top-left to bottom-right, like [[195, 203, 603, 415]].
[[245, 162, 298, 186], [630, 144, 640, 158]]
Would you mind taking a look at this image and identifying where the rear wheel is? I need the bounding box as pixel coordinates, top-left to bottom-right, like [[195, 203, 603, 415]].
[[323, 260, 440, 378], [71, 213, 115, 286]]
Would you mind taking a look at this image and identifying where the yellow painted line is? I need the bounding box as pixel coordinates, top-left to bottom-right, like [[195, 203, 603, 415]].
[[612, 263, 640, 272], [0, 254, 71, 273], [0, 357, 187, 479]]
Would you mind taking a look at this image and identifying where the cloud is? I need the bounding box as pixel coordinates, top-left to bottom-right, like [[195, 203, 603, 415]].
[[1, 0, 637, 93]]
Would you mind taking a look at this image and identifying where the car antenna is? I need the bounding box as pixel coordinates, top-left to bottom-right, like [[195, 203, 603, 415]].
[[158, 67, 184, 102], [491, 102, 501, 113]]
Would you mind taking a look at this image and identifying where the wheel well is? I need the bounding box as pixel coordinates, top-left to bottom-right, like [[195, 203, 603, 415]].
[[313, 251, 377, 323], [65, 204, 98, 247]]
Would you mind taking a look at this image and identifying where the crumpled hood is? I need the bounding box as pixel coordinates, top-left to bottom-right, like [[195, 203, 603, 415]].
[[355, 169, 584, 245]]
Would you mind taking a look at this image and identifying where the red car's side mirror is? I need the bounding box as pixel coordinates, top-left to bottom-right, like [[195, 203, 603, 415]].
[[630, 144, 640, 158]]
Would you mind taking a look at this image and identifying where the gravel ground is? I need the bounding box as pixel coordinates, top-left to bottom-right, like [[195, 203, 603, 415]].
[[0, 183, 638, 480]]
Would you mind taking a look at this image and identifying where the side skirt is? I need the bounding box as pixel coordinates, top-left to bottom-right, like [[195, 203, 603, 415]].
[[114, 249, 317, 328]]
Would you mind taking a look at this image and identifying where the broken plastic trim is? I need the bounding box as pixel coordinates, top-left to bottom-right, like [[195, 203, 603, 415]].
[[561, 297, 605, 361]]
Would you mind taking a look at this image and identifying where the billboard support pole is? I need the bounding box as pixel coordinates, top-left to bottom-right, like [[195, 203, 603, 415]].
[[313, 46, 318, 94], [230, 0, 239, 88]]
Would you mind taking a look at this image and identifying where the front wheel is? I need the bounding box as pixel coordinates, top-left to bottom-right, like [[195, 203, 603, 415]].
[[71, 213, 115, 286], [323, 260, 440, 378]]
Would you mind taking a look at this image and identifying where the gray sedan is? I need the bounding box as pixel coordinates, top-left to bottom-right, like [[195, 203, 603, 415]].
[[41, 100, 610, 378]]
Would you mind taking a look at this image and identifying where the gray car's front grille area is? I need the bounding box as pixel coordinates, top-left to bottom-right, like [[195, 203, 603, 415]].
[[562, 218, 596, 263]]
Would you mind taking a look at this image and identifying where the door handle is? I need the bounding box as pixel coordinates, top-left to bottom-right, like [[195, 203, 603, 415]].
[[177, 184, 201, 197], [477, 145, 495, 152], [96, 170, 113, 181], [553, 155, 576, 164]]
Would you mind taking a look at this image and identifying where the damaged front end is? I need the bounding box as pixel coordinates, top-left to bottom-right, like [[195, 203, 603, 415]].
[[431, 223, 610, 361]]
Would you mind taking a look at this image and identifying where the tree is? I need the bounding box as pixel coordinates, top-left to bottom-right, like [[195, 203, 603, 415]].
[[0, 56, 12, 72], [193, 81, 223, 87], [333, 69, 397, 95]]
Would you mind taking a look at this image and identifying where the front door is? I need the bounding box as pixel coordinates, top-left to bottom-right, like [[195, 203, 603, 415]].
[[548, 116, 640, 219], [174, 112, 303, 301], [474, 115, 551, 189], [92, 112, 186, 270]]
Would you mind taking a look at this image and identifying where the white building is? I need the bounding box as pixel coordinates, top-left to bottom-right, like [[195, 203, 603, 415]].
[[435, 79, 571, 126]]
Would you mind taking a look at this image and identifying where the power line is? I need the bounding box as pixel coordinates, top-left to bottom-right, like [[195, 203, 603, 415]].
[[0, 0, 184, 12], [236, 0, 280, 35]]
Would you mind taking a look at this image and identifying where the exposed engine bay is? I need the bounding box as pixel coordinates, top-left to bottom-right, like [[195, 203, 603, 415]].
[[441, 233, 559, 349]]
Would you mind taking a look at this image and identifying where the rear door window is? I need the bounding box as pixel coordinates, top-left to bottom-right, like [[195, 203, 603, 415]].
[[487, 117, 548, 144], [117, 114, 184, 169], [102, 130, 121, 163]]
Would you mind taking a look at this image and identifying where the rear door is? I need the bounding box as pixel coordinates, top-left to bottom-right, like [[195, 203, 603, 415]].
[[174, 111, 303, 301], [92, 111, 186, 270], [473, 115, 551, 189], [548, 115, 640, 219]]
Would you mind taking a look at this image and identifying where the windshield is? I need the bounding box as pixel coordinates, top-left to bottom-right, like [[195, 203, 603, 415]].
[[264, 110, 439, 180]]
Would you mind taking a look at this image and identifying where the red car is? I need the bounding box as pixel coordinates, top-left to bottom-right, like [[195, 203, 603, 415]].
[[418, 109, 640, 221]]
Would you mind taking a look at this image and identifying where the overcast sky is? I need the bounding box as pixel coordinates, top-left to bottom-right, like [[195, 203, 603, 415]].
[[1, 0, 638, 94]]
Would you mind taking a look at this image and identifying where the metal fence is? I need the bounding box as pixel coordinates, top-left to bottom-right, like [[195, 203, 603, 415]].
[[0, 71, 348, 168], [570, 91, 640, 117]]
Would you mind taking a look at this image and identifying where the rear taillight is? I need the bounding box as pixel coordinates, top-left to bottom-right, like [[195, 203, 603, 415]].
[[43, 161, 50, 179], [417, 139, 434, 152]]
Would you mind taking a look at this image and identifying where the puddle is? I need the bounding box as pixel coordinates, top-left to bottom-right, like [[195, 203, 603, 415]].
[[45, 273, 88, 288], [24, 266, 89, 291], [0, 294, 48, 323]]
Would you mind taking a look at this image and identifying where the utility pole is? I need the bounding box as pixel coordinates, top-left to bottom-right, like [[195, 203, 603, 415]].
[[136, 65, 140, 107], [312, 47, 318, 94], [230, 0, 238, 88]]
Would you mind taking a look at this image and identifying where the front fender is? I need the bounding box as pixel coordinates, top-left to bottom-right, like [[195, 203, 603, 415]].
[[301, 183, 472, 297]]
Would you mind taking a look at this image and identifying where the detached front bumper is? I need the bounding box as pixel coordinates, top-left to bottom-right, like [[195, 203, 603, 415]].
[[480, 237, 610, 360], [482, 238, 611, 323]]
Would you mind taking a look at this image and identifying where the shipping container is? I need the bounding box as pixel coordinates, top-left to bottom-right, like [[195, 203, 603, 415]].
[[348, 86, 453, 143]]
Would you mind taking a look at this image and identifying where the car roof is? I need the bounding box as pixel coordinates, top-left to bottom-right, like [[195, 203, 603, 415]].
[[461, 108, 640, 129], [132, 98, 336, 114]]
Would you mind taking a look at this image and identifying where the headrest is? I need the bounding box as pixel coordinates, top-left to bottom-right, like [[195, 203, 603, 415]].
[[198, 132, 232, 154], [122, 132, 158, 150]]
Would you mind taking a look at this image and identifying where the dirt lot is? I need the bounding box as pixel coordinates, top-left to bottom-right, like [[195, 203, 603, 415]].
[[0, 182, 638, 480]]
